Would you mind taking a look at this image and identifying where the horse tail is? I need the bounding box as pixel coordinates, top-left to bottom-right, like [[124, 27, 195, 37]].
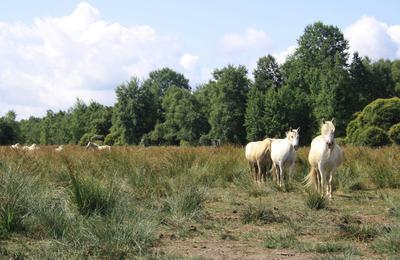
[[304, 167, 318, 189]]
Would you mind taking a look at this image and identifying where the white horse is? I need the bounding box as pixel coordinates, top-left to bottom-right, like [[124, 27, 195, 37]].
[[86, 141, 111, 151], [245, 138, 273, 183], [271, 128, 300, 187], [11, 143, 20, 149], [305, 120, 343, 199], [55, 145, 64, 152], [22, 144, 39, 151]]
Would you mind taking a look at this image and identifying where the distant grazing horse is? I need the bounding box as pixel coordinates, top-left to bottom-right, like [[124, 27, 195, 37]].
[[55, 145, 64, 152], [11, 143, 20, 149], [245, 138, 273, 183], [271, 128, 300, 187], [305, 120, 343, 199], [211, 139, 221, 147], [23, 144, 39, 151], [86, 141, 111, 151]]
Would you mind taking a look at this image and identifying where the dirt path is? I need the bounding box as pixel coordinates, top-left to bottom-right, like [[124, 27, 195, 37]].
[[155, 238, 315, 259]]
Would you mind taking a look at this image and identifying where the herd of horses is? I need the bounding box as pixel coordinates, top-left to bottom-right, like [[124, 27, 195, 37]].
[[9, 120, 342, 198], [245, 120, 343, 198], [10, 141, 110, 151]]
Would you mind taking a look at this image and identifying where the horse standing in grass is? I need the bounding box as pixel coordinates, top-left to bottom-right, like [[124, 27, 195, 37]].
[[271, 129, 300, 187], [305, 120, 343, 199], [22, 144, 39, 151], [245, 138, 273, 183], [11, 143, 20, 149], [86, 141, 111, 151], [55, 145, 64, 152]]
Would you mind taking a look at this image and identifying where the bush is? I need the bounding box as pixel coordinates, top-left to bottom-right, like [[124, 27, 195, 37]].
[[264, 232, 298, 249], [305, 192, 327, 210], [69, 174, 117, 216], [361, 97, 400, 130], [78, 133, 93, 146], [241, 203, 287, 224], [389, 123, 400, 145], [357, 126, 390, 147], [346, 97, 400, 146]]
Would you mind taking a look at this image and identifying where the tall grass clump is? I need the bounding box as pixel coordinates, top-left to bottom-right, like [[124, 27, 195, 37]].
[[0, 167, 39, 236], [264, 232, 298, 249], [80, 212, 157, 258], [373, 226, 400, 256], [69, 174, 117, 216], [241, 202, 287, 224], [305, 192, 327, 210], [163, 185, 206, 221]]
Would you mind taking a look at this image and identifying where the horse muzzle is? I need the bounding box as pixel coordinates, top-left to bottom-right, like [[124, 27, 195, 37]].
[[293, 145, 299, 151], [327, 142, 334, 149]]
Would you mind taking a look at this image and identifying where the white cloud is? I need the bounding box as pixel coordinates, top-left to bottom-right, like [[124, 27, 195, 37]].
[[273, 45, 297, 64], [345, 16, 400, 60], [0, 2, 182, 119], [180, 54, 199, 70], [220, 28, 270, 53]]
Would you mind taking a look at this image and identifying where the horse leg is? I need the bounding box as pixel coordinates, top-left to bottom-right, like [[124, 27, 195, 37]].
[[328, 169, 335, 199], [318, 163, 324, 196], [249, 162, 254, 181], [274, 162, 280, 186], [255, 162, 260, 184], [257, 160, 264, 184], [278, 161, 284, 187], [315, 168, 320, 193]]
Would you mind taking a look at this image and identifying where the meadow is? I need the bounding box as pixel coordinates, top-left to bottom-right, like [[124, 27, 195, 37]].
[[0, 145, 399, 259]]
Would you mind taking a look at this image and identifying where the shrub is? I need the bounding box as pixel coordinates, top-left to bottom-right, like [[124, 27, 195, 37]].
[[163, 186, 205, 221], [264, 232, 298, 249], [78, 133, 93, 146], [69, 174, 117, 216], [305, 192, 327, 210], [388, 123, 400, 145], [241, 203, 287, 224], [373, 226, 400, 256], [346, 97, 400, 146], [357, 126, 390, 147], [339, 223, 384, 241], [361, 97, 400, 130]]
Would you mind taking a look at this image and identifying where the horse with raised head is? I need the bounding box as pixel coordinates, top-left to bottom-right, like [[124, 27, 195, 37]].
[[305, 119, 343, 199], [86, 141, 111, 151], [271, 128, 300, 187], [245, 138, 273, 183]]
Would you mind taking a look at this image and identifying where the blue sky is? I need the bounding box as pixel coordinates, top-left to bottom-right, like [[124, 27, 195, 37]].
[[1, 1, 400, 118]]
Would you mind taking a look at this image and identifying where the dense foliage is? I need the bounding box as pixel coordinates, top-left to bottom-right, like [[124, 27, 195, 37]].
[[346, 97, 400, 146], [1, 21, 400, 146]]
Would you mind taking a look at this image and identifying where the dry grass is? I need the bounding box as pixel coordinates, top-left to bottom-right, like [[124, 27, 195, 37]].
[[0, 145, 399, 258]]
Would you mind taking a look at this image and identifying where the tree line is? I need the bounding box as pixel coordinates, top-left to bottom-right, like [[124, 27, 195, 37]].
[[1, 21, 400, 146]]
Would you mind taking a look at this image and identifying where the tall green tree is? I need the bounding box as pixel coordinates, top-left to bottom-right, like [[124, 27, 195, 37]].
[[109, 78, 156, 145], [392, 60, 400, 95], [150, 87, 207, 145], [264, 85, 312, 144], [284, 21, 350, 136], [208, 65, 249, 144], [244, 86, 265, 141], [253, 55, 282, 91], [0, 111, 20, 145]]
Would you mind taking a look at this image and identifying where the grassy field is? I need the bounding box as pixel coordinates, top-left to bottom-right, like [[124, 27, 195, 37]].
[[0, 145, 399, 259]]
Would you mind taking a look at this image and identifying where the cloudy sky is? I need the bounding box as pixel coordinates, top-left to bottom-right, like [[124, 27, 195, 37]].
[[1, 0, 400, 119]]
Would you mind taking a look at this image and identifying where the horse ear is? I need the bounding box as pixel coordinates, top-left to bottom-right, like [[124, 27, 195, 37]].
[[331, 118, 335, 123], [321, 118, 325, 125], [297, 127, 300, 132]]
